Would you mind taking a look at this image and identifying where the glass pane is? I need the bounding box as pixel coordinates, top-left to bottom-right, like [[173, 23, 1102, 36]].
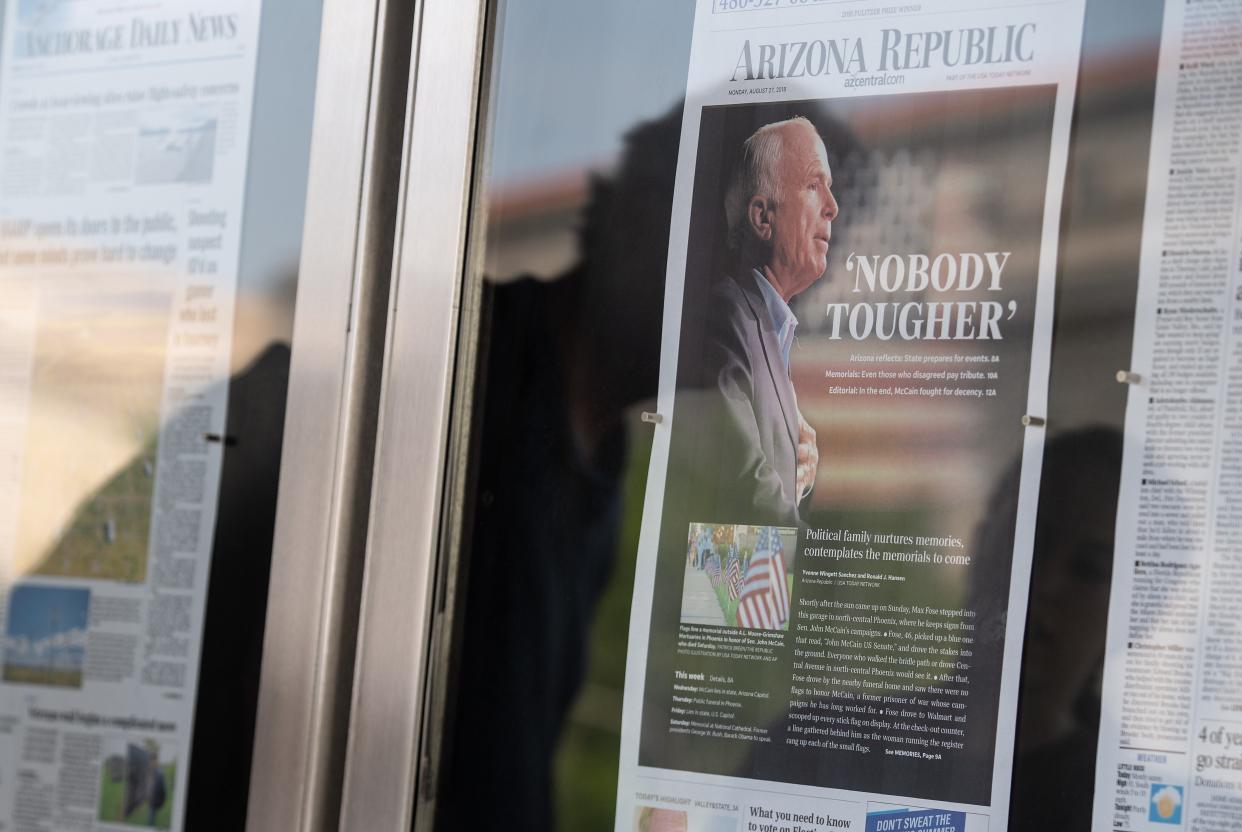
[[437, 2, 692, 826], [434, 0, 1224, 830], [0, 0, 321, 828]]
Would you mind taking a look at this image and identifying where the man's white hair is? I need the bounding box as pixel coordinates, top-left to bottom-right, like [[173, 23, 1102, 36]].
[[724, 116, 817, 252]]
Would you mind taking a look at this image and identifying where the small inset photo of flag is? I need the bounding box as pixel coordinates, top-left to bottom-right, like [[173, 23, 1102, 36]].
[[678, 521, 797, 631]]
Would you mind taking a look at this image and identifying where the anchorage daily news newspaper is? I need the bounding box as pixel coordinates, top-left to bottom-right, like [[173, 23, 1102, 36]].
[[0, 1, 260, 829], [616, 2, 1084, 831]]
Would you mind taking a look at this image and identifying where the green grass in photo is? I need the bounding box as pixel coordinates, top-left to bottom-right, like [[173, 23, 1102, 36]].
[[97, 761, 175, 829], [2, 665, 82, 687]]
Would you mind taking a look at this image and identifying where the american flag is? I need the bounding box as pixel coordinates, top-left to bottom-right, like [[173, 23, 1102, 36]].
[[726, 555, 742, 601], [736, 526, 790, 630], [707, 554, 723, 589]]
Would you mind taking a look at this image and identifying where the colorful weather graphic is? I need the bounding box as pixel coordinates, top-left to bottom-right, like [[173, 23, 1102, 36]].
[[1148, 785, 1183, 824]]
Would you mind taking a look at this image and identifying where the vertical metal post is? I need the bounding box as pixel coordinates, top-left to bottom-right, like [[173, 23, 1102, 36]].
[[336, 0, 489, 828], [246, 0, 417, 828]]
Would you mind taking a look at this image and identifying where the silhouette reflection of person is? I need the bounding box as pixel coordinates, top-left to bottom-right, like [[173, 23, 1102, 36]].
[[1009, 427, 1121, 832], [439, 106, 683, 826]]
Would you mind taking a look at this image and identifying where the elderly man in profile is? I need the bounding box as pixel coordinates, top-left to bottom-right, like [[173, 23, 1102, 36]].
[[697, 116, 837, 530]]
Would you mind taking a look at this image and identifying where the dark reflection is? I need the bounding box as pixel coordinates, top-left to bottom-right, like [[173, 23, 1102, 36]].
[[185, 341, 290, 830], [1010, 427, 1122, 831], [439, 106, 684, 827]]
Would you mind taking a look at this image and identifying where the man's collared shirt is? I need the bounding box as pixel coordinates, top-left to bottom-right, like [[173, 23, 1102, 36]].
[[752, 269, 798, 373]]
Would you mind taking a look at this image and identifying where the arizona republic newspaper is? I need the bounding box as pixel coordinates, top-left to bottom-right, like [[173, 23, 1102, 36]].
[[616, 2, 1085, 831]]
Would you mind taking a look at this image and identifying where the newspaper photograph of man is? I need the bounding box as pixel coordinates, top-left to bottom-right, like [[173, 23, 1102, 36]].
[[672, 117, 833, 531], [680, 523, 797, 630], [98, 738, 175, 828]]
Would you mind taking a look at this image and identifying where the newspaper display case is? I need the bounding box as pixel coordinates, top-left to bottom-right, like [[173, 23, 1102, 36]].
[[5, 0, 1242, 830], [348, 0, 1242, 830]]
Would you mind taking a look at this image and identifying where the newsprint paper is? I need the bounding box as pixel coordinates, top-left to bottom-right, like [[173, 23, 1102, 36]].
[[617, 2, 1084, 831], [1091, 1, 1242, 830], [0, 1, 261, 829]]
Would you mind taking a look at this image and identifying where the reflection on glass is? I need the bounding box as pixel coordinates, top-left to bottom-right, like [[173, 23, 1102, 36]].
[[14, 280, 166, 583], [440, 0, 1163, 829], [1010, 427, 1120, 832], [441, 0, 693, 821]]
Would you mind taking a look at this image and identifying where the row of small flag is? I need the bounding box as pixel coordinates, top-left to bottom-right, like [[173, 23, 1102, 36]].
[[705, 553, 743, 599], [700, 526, 789, 630]]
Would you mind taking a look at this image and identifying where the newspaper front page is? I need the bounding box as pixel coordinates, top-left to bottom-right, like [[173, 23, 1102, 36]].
[[0, 1, 261, 828], [617, 2, 1085, 830], [1091, 2, 1242, 830]]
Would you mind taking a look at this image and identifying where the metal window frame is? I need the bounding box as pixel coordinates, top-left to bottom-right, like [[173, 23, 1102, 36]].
[[245, 0, 418, 827], [336, 0, 491, 829]]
